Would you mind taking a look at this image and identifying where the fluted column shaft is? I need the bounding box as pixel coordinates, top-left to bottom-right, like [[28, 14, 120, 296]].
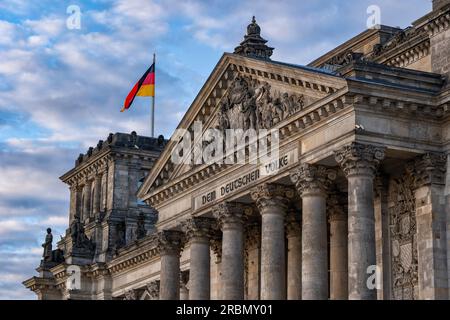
[[158, 230, 183, 300], [286, 213, 302, 300], [251, 184, 292, 300], [182, 217, 216, 300], [328, 195, 348, 300], [213, 203, 245, 300], [291, 164, 336, 300], [335, 143, 385, 300]]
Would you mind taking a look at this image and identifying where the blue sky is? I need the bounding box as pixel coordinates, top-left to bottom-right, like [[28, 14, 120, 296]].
[[0, 0, 432, 299]]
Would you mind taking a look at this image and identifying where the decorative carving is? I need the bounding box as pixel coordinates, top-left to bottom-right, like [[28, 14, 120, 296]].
[[156, 230, 184, 256], [181, 217, 217, 241], [323, 50, 364, 69], [213, 202, 246, 228], [218, 75, 305, 131], [234, 16, 274, 60], [290, 164, 336, 196], [250, 183, 294, 211], [146, 280, 160, 300], [413, 152, 446, 187], [389, 166, 418, 300], [123, 289, 137, 300], [334, 143, 385, 178]]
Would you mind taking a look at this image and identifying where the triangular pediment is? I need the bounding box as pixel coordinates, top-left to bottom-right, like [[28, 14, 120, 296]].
[[137, 53, 347, 203]]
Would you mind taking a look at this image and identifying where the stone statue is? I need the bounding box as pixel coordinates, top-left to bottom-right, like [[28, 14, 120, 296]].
[[42, 228, 53, 261], [70, 215, 95, 252]]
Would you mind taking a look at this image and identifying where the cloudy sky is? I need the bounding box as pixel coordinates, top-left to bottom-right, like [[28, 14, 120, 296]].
[[0, 0, 431, 299]]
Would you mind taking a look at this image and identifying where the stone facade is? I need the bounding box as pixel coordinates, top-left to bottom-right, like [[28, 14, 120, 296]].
[[24, 5, 450, 300]]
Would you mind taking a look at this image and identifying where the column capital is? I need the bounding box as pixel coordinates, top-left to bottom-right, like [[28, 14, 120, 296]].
[[250, 183, 294, 212], [327, 194, 346, 222], [156, 230, 184, 256], [181, 217, 217, 242], [290, 163, 336, 197], [213, 202, 247, 228], [334, 142, 385, 178], [414, 152, 446, 187], [285, 210, 301, 237]]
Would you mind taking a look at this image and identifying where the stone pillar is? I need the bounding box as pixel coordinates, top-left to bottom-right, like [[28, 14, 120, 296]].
[[157, 230, 184, 300], [93, 173, 102, 217], [213, 202, 245, 300], [285, 211, 302, 300], [335, 142, 385, 300], [250, 184, 292, 300], [182, 217, 215, 300], [245, 222, 261, 300], [328, 194, 348, 300], [291, 164, 336, 300], [82, 180, 92, 222], [414, 153, 448, 299]]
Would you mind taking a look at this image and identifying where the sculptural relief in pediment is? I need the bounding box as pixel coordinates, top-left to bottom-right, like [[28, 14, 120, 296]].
[[217, 75, 308, 132]]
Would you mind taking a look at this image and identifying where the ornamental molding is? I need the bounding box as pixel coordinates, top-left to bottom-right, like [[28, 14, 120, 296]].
[[423, 10, 450, 37]]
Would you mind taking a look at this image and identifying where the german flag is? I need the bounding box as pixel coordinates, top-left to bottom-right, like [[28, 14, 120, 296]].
[[121, 63, 155, 112]]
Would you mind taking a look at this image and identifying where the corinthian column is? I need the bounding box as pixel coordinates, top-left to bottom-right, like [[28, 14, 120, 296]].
[[181, 217, 216, 300], [157, 230, 184, 300], [291, 164, 336, 300], [213, 202, 245, 300], [328, 194, 348, 300], [251, 184, 293, 300], [334, 142, 385, 300]]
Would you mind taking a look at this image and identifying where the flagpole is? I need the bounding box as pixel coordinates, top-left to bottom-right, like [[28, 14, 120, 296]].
[[151, 52, 155, 138]]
